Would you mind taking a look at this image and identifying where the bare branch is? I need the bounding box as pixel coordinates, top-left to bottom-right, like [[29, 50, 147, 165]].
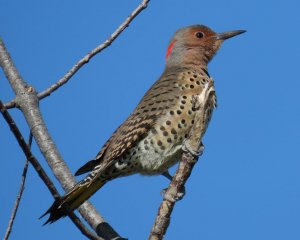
[[4, 134, 32, 240], [149, 152, 199, 240], [37, 0, 149, 100], [0, 40, 118, 239], [0, 101, 101, 240], [149, 87, 213, 239], [4, 0, 150, 109]]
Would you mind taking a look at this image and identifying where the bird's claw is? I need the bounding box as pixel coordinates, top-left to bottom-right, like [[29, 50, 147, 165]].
[[161, 185, 186, 201], [182, 140, 204, 157]]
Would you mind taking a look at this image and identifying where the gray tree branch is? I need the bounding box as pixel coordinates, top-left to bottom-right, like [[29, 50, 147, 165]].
[[0, 1, 150, 238], [0, 40, 116, 239]]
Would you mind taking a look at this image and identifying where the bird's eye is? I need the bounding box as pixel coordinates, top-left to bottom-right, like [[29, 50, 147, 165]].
[[195, 32, 204, 39]]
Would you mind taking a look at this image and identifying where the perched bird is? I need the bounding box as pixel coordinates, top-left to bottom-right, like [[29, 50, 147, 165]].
[[42, 25, 245, 224]]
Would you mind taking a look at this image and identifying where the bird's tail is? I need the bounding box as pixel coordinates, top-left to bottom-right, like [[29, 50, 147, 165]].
[[41, 178, 106, 225]]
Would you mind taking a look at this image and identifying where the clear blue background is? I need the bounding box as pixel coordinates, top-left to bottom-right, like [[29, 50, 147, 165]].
[[1, 0, 300, 239]]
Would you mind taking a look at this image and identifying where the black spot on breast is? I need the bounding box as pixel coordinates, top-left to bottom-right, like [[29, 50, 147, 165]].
[[157, 140, 162, 146], [171, 128, 177, 135], [160, 126, 165, 131], [163, 131, 168, 136], [166, 120, 171, 125], [151, 128, 157, 134]]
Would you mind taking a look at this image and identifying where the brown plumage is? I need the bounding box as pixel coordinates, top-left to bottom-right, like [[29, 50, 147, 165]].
[[42, 25, 245, 224]]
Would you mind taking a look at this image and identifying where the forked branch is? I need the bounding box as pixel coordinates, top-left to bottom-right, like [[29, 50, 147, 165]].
[[4, 0, 150, 109], [0, 0, 150, 239], [0, 101, 100, 240]]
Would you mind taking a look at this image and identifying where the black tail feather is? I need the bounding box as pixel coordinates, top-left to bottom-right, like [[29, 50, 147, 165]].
[[75, 159, 98, 176], [41, 175, 106, 225], [40, 198, 68, 225]]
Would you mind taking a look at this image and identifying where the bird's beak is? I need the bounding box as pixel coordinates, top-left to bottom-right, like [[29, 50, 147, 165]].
[[216, 30, 246, 40]]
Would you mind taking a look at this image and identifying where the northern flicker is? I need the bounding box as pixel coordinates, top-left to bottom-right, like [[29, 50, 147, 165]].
[[42, 25, 245, 224]]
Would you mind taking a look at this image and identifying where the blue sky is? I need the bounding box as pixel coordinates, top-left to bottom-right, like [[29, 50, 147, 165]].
[[1, 0, 300, 239]]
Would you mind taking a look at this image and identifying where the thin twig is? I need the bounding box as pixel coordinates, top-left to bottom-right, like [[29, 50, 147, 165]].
[[3, 0, 150, 109], [37, 0, 150, 100], [4, 134, 32, 240], [0, 100, 101, 240], [149, 86, 213, 239]]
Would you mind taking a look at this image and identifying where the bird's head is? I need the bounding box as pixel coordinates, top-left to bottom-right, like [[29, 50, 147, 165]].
[[165, 25, 246, 67]]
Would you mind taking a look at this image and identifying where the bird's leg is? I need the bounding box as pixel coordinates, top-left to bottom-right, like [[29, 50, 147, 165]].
[[162, 170, 173, 181]]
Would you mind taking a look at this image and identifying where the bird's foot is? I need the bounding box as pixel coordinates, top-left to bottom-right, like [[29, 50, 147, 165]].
[[161, 185, 186, 202], [182, 140, 204, 158]]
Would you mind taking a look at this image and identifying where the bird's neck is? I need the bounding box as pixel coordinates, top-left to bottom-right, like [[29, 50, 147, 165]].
[[165, 46, 211, 72], [165, 62, 209, 76]]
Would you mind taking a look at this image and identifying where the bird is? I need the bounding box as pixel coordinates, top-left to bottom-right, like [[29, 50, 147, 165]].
[[42, 25, 245, 224]]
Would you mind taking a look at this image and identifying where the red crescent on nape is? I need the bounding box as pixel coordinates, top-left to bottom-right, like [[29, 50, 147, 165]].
[[165, 40, 176, 62]]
